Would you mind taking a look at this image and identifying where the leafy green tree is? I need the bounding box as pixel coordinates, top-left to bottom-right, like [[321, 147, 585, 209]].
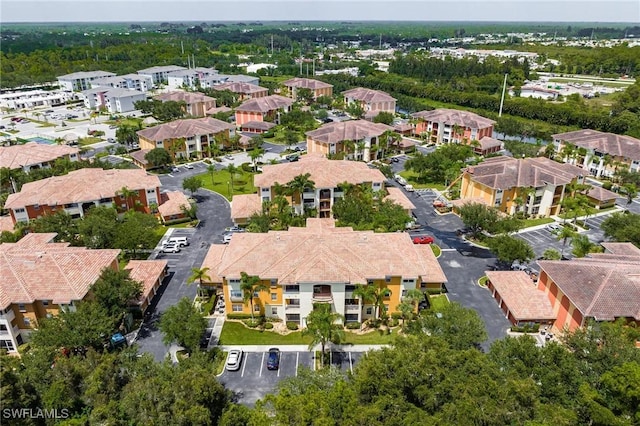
[[115, 125, 139, 145], [372, 111, 395, 125], [240, 272, 268, 322], [144, 147, 172, 168], [77, 206, 119, 249], [302, 303, 345, 366], [114, 211, 159, 258], [116, 186, 138, 212], [488, 234, 535, 264], [345, 101, 365, 119], [413, 302, 488, 350], [248, 147, 265, 172], [226, 163, 239, 196], [92, 268, 143, 318], [600, 212, 640, 248], [294, 87, 314, 103], [457, 202, 500, 238], [333, 184, 410, 232], [182, 175, 203, 196], [158, 297, 207, 353], [353, 283, 391, 320], [29, 210, 78, 244], [404, 144, 471, 185], [571, 234, 602, 258], [542, 248, 562, 260]]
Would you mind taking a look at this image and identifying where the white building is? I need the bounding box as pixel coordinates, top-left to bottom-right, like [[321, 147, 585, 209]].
[[0, 89, 75, 110], [166, 67, 218, 90], [90, 73, 153, 92], [57, 71, 116, 92], [81, 87, 146, 113], [137, 65, 187, 86]]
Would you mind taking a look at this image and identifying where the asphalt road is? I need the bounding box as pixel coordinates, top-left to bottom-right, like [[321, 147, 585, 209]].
[[135, 163, 233, 361]]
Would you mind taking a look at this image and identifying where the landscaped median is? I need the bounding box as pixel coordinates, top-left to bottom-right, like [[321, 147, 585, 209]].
[[198, 168, 257, 201]]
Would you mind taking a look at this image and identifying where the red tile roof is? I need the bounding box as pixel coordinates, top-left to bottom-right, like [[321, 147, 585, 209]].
[[552, 129, 640, 161], [137, 117, 234, 142], [0, 142, 79, 170], [212, 82, 268, 95], [586, 185, 618, 202], [342, 87, 396, 103], [485, 271, 556, 321], [283, 78, 333, 90], [230, 194, 263, 221], [305, 119, 393, 145], [411, 108, 495, 130], [124, 259, 167, 305], [158, 191, 191, 218], [235, 95, 293, 113], [385, 187, 416, 210]]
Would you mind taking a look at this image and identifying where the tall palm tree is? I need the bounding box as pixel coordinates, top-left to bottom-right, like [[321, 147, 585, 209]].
[[240, 272, 268, 322], [353, 284, 391, 321], [557, 226, 576, 258], [207, 164, 216, 185], [117, 186, 137, 211], [248, 147, 265, 172], [226, 164, 238, 196], [302, 303, 344, 366], [188, 267, 211, 287], [286, 173, 315, 214]]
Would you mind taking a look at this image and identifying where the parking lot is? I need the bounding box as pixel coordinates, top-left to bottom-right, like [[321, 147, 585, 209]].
[[220, 349, 363, 405]]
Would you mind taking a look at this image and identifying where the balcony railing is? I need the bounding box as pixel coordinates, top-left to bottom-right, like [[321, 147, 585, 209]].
[[345, 305, 360, 312], [285, 304, 300, 310], [312, 292, 333, 302], [0, 310, 15, 323], [230, 294, 243, 302]]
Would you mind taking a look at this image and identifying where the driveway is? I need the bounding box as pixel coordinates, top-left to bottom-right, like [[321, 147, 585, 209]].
[[135, 165, 233, 361]]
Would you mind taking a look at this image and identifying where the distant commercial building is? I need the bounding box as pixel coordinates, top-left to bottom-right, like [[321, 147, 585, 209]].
[[90, 73, 154, 93], [81, 87, 146, 113]]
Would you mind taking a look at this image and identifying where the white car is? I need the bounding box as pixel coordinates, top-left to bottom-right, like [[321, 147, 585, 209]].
[[184, 163, 194, 170], [226, 349, 243, 371], [546, 223, 562, 233], [161, 243, 181, 254], [223, 233, 233, 244]]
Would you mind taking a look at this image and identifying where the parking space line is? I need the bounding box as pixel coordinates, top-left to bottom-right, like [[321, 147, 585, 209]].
[[259, 352, 265, 377], [295, 352, 299, 377], [240, 352, 248, 377], [349, 352, 353, 374], [277, 362, 281, 377]]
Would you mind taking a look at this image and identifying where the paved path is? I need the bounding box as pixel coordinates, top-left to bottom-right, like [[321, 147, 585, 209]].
[[219, 344, 387, 352]]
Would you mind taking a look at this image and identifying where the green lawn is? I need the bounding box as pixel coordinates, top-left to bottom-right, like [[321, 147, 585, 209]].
[[478, 276, 489, 287], [106, 117, 143, 128], [219, 320, 397, 345], [429, 295, 450, 311], [398, 170, 447, 190], [557, 205, 617, 220], [521, 217, 554, 228], [198, 169, 257, 201], [431, 244, 441, 257], [77, 136, 103, 146]]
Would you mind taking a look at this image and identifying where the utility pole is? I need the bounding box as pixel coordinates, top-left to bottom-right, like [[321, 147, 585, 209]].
[[271, 35, 274, 55], [498, 73, 508, 117], [181, 40, 184, 55]]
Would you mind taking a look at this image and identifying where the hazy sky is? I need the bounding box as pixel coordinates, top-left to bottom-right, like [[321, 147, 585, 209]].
[[2, 0, 639, 23]]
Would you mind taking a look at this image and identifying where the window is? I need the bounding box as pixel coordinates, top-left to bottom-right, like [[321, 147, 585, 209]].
[[284, 285, 299, 293], [253, 292, 259, 298], [33, 204, 40, 210], [366, 279, 374, 285], [229, 279, 240, 284], [0, 340, 14, 352], [230, 290, 242, 299], [345, 285, 357, 292], [271, 307, 278, 315], [42, 300, 49, 306], [345, 314, 359, 322], [345, 299, 359, 306], [18, 304, 26, 312], [402, 278, 415, 284], [271, 293, 277, 301], [14, 208, 25, 213], [232, 304, 243, 312], [254, 305, 261, 312], [534, 196, 542, 205], [365, 307, 373, 315], [0, 324, 7, 332], [270, 279, 277, 288], [23, 318, 31, 327], [385, 276, 391, 283]]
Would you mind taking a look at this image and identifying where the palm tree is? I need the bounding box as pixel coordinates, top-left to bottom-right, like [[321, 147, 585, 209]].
[[355, 140, 366, 161], [342, 139, 356, 159], [397, 289, 424, 329], [207, 164, 216, 185], [556, 226, 576, 258], [240, 272, 268, 322], [302, 303, 344, 366], [353, 284, 391, 321], [188, 267, 212, 299], [379, 130, 397, 159], [226, 164, 238, 196], [248, 147, 264, 172], [117, 186, 137, 211], [286, 173, 315, 215]]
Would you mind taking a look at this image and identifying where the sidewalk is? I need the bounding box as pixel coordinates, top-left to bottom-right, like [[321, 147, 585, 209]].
[[218, 344, 388, 352]]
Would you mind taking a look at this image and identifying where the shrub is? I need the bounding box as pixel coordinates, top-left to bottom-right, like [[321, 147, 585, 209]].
[[227, 313, 264, 320], [263, 322, 274, 330], [368, 319, 382, 328], [286, 322, 299, 331], [244, 319, 261, 328], [389, 318, 400, 327], [602, 181, 613, 190], [511, 323, 540, 333], [390, 312, 402, 320], [266, 317, 282, 323], [345, 322, 361, 330], [240, 162, 253, 173]]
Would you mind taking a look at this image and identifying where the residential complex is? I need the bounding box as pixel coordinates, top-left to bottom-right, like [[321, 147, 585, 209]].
[[137, 65, 187, 85], [0, 89, 75, 110], [200, 218, 447, 326], [459, 156, 586, 217], [167, 67, 218, 90], [231, 154, 408, 223], [0, 233, 166, 354], [0, 142, 79, 172], [90, 73, 154, 92], [305, 119, 394, 161], [137, 117, 235, 160], [282, 77, 333, 100], [342, 87, 396, 119], [485, 243, 640, 332], [4, 168, 161, 225], [80, 87, 146, 113], [210, 82, 269, 100], [552, 129, 640, 177], [411, 108, 495, 145], [234, 95, 294, 126], [154, 91, 217, 117], [57, 71, 117, 92]]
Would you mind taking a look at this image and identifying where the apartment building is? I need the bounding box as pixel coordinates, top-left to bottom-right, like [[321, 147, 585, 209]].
[[0, 142, 79, 173], [57, 71, 117, 92], [342, 87, 396, 119], [411, 108, 495, 145], [0, 233, 167, 354], [137, 65, 187, 86], [81, 87, 146, 113], [90, 73, 154, 92], [459, 156, 586, 217], [234, 95, 293, 126], [210, 82, 269, 100], [154, 91, 216, 117], [282, 77, 333, 100], [552, 129, 640, 178], [0, 89, 74, 110], [199, 73, 259, 89], [137, 117, 235, 160], [231, 154, 407, 223], [166, 67, 218, 90], [305, 119, 394, 162], [200, 218, 447, 326], [4, 168, 161, 225]]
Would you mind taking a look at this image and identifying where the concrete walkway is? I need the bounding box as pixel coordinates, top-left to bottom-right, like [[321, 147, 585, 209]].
[[209, 315, 225, 346], [218, 344, 388, 352]]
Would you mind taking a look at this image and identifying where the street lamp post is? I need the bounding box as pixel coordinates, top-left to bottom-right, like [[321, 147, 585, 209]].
[[227, 181, 231, 198]]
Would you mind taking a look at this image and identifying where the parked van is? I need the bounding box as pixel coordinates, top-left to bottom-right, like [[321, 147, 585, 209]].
[[394, 174, 408, 186], [404, 184, 415, 192], [167, 236, 189, 247]]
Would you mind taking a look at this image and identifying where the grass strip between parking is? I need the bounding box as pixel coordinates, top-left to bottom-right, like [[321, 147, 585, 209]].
[[429, 294, 450, 311]]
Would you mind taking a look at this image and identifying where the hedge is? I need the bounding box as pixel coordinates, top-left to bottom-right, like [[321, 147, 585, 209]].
[[286, 322, 299, 330], [227, 313, 265, 320], [263, 323, 274, 330], [345, 322, 361, 330], [511, 323, 540, 333]]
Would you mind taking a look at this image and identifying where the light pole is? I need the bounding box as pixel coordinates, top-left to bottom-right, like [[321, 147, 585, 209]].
[[227, 181, 231, 198]]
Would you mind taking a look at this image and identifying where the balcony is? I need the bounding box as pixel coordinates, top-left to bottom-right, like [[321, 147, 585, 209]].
[[312, 285, 333, 303], [0, 310, 15, 323], [319, 201, 331, 210], [229, 294, 243, 302], [345, 305, 360, 313]]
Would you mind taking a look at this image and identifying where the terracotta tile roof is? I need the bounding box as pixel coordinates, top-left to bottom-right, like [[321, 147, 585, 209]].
[[478, 136, 503, 150], [124, 259, 167, 305], [451, 197, 489, 208], [485, 271, 556, 321], [154, 91, 216, 105], [235, 95, 293, 113], [206, 106, 232, 115], [305, 119, 393, 145], [158, 191, 191, 218], [254, 154, 385, 189], [0, 142, 79, 170], [0, 216, 14, 233], [0, 233, 120, 309], [240, 121, 276, 131], [342, 87, 396, 103], [587, 186, 618, 202], [398, 137, 417, 148], [538, 253, 640, 321], [385, 187, 416, 210], [282, 78, 333, 90], [5, 168, 160, 209], [411, 108, 495, 130], [128, 149, 150, 165], [465, 156, 585, 190], [137, 117, 234, 142], [211, 82, 268, 95], [230, 194, 263, 221], [552, 129, 640, 161], [601, 242, 640, 256], [202, 218, 447, 285], [393, 123, 414, 132]]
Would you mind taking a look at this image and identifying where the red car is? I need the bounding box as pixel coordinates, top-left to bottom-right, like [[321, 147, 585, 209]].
[[413, 236, 434, 244]]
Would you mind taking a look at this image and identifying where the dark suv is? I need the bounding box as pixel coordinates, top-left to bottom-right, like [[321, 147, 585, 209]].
[[267, 348, 280, 370]]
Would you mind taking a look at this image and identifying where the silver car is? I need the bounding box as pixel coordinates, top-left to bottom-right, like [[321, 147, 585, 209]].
[[226, 349, 243, 371]]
